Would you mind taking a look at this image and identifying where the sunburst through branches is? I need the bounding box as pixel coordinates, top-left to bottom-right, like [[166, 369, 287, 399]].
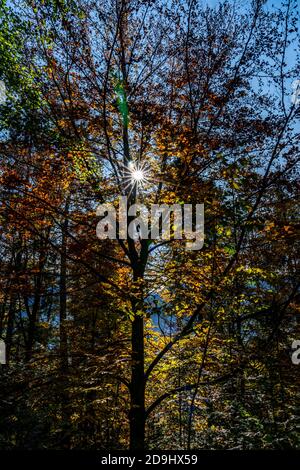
[[121, 160, 151, 194]]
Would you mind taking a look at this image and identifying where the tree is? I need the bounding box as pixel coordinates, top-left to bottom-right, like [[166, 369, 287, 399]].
[[0, 0, 299, 450]]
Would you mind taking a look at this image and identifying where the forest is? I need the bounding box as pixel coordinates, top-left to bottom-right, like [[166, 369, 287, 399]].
[[0, 0, 299, 451]]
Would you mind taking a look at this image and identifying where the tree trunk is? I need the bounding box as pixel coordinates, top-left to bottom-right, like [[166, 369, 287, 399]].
[[59, 198, 69, 371], [129, 314, 145, 450], [129, 251, 148, 450], [59, 197, 71, 449]]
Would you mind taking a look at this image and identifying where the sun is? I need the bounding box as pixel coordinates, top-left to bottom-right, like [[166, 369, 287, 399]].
[[122, 160, 151, 193], [131, 169, 145, 182]]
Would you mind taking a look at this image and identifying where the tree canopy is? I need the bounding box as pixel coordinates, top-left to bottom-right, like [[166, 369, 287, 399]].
[[0, 0, 299, 451]]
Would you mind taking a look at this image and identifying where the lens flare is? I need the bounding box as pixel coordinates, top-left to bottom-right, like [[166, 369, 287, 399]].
[[131, 169, 144, 182], [122, 160, 151, 194]]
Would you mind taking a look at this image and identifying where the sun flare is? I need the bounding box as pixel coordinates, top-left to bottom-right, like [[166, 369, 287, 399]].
[[121, 160, 151, 193]]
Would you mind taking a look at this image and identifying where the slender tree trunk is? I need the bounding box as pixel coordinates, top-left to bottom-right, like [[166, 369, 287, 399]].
[[129, 251, 148, 449], [59, 198, 69, 371], [6, 247, 22, 363], [25, 239, 48, 361], [26, 274, 42, 361], [6, 296, 16, 365], [59, 197, 71, 449], [130, 314, 145, 450]]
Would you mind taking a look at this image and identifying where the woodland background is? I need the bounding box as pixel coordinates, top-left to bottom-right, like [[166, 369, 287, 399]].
[[0, 0, 299, 450]]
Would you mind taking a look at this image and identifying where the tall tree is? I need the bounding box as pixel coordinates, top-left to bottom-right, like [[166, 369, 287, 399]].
[[0, 0, 299, 450]]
